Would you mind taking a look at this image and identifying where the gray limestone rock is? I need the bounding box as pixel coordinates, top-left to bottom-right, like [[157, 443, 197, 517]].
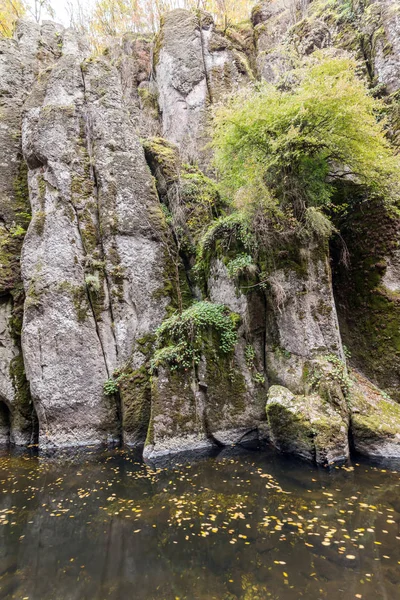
[[156, 9, 251, 167], [266, 384, 349, 465], [265, 244, 344, 394], [0, 19, 64, 446], [366, 0, 400, 94], [0, 6, 399, 463], [21, 32, 117, 448]]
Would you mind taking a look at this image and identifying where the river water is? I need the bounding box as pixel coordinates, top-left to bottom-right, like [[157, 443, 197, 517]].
[[0, 445, 399, 600]]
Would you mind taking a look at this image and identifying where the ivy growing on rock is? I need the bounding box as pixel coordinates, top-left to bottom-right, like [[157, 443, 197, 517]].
[[226, 253, 255, 278], [150, 301, 240, 372]]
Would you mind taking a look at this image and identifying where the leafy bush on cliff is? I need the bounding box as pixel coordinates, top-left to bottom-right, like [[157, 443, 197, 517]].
[[212, 55, 400, 218]]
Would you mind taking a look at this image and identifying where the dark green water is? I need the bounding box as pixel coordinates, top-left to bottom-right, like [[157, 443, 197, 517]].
[[0, 446, 400, 600]]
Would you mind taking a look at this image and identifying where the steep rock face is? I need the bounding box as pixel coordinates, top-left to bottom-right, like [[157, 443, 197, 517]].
[[19, 26, 176, 448], [0, 3, 400, 465], [365, 0, 400, 94], [265, 242, 344, 394], [145, 367, 213, 459], [144, 331, 265, 460], [207, 259, 267, 439], [109, 33, 160, 138], [81, 54, 175, 445], [142, 138, 267, 459], [332, 199, 400, 401], [266, 384, 349, 465], [252, 0, 311, 84], [0, 298, 29, 444], [81, 55, 170, 364], [253, 0, 400, 91], [350, 371, 400, 458], [0, 20, 64, 445], [252, 0, 400, 402], [21, 30, 118, 448], [155, 9, 252, 167]]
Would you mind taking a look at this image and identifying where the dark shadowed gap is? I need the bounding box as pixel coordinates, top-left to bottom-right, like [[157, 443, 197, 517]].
[[0, 400, 10, 446]]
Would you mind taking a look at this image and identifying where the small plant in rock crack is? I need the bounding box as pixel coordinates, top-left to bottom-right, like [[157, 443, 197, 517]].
[[309, 354, 352, 396], [254, 372, 266, 385], [103, 378, 120, 396], [85, 273, 101, 293], [245, 344, 256, 369], [343, 345, 352, 359]]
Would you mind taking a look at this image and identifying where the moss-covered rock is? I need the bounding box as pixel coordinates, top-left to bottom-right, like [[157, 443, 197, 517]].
[[266, 384, 349, 465], [144, 367, 213, 459], [143, 137, 181, 196], [349, 371, 400, 458], [332, 197, 400, 400], [119, 365, 152, 446]]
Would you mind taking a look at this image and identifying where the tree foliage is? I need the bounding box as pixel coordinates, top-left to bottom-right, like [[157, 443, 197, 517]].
[[212, 55, 400, 219], [86, 0, 255, 44], [0, 0, 26, 36]]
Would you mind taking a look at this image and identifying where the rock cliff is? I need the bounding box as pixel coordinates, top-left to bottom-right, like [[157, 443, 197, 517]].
[[1, 0, 400, 464]]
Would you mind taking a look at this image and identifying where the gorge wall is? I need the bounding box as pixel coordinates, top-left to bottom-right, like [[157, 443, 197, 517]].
[[1, 0, 400, 464]]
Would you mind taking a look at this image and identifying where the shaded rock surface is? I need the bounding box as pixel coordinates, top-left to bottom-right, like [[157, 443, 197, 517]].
[[350, 371, 400, 458]]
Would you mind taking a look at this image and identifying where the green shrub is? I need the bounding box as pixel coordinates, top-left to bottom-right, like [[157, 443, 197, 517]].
[[212, 55, 400, 216], [151, 301, 240, 372], [244, 344, 256, 369], [180, 165, 222, 239], [197, 213, 256, 262], [226, 254, 255, 278], [304, 206, 336, 239], [103, 378, 119, 396]]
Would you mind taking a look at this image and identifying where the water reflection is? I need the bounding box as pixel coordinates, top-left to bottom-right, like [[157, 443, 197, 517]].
[[0, 446, 399, 599]]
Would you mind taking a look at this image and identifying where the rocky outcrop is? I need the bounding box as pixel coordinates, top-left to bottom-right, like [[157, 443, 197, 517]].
[[265, 241, 344, 393], [155, 9, 252, 167], [20, 28, 117, 448], [332, 198, 400, 401], [364, 0, 400, 94], [0, 2, 399, 465], [350, 371, 400, 458], [19, 26, 174, 448], [252, 0, 307, 84], [0, 20, 64, 446], [109, 33, 160, 138], [266, 384, 349, 465], [0, 296, 34, 445]]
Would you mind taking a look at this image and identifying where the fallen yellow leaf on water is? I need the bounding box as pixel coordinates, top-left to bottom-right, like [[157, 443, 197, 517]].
[[346, 555, 356, 560]]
